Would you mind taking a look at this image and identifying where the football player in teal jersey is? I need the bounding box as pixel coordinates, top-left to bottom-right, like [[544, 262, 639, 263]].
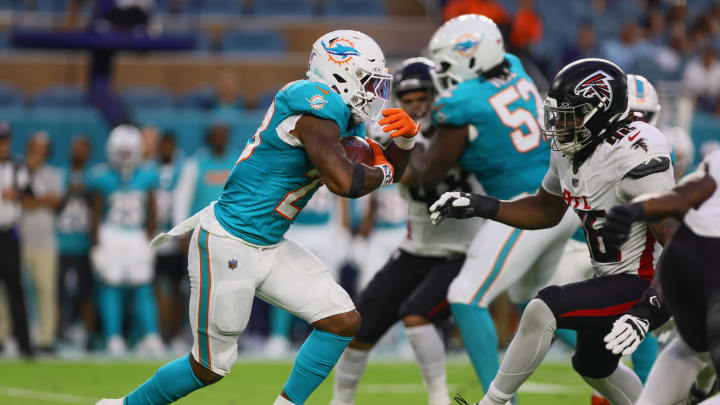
[[96, 30, 419, 405], [88, 125, 163, 356], [404, 15, 577, 394]]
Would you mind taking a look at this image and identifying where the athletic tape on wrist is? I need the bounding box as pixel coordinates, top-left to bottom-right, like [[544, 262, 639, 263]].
[[393, 135, 416, 150]]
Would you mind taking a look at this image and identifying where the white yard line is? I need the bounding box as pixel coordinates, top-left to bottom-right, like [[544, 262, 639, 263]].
[[0, 386, 97, 404], [360, 382, 584, 395]]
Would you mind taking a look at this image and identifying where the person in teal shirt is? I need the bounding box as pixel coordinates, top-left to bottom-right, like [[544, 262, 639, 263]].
[[172, 122, 236, 226]]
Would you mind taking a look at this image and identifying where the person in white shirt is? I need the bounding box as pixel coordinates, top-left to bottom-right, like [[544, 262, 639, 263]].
[[18, 132, 63, 353]]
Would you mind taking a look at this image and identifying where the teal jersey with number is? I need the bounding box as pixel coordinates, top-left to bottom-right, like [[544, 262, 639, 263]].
[[433, 54, 549, 200], [88, 163, 159, 230], [215, 79, 360, 246], [56, 168, 91, 254], [190, 148, 236, 217]]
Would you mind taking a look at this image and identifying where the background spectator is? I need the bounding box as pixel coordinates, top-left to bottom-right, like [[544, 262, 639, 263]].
[[683, 46, 720, 111], [562, 22, 599, 69], [0, 124, 33, 357], [18, 131, 63, 353], [56, 135, 96, 350]]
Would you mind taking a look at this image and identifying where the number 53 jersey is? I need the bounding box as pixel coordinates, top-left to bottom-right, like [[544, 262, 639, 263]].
[[542, 120, 675, 278], [432, 53, 549, 200]]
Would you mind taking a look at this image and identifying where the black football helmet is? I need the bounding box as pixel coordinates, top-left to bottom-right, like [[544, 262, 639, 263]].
[[392, 57, 435, 100], [543, 58, 628, 155]]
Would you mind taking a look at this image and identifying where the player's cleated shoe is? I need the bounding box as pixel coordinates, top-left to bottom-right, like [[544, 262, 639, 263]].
[[591, 393, 611, 405], [263, 335, 291, 359], [684, 378, 719, 404], [107, 336, 127, 357], [95, 398, 124, 405], [135, 333, 166, 358]]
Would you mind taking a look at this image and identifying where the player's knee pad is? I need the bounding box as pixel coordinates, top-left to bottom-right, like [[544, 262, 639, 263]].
[[212, 279, 254, 335], [518, 298, 556, 334]]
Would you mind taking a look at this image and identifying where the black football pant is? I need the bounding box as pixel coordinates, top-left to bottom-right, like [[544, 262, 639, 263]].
[[660, 224, 720, 376], [0, 228, 32, 354]]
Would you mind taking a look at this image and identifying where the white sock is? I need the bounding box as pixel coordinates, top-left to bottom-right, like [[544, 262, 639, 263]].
[[405, 324, 450, 405], [331, 347, 370, 405], [582, 363, 642, 405], [479, 383, 513, 405], [272, 395, 294, 405], [636, 336, 709, 405]]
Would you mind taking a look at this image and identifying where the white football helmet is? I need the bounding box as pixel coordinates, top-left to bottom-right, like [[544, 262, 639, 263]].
[[627, 74, 661, 126], [307, 30, 392, 123], [106, 125, 142, 173], [428, 14, 505, 92]]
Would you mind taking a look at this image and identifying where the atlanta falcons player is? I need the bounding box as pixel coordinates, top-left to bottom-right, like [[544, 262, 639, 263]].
[[431, 58, 678, 405]]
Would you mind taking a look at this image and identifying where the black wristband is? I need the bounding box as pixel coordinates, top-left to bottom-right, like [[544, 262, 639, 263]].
[[343, 164, 365, 198], [484, 196, 501, 219], [627, 287, 671, 330]]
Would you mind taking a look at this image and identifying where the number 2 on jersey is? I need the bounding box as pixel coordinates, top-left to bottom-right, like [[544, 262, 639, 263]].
[[488, 78, 542, 153]]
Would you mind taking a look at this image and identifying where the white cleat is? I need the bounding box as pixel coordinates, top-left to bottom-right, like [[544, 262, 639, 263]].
[[136, 333, 166, 358], [95, 398, 124, 405], [107, 336, 127, 357], [263, 336, 291, 359], [329, 401, 355, 405]]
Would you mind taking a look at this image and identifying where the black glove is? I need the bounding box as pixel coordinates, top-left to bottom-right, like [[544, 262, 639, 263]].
[[600, 202, 645, 250], [429, 192, 500, 224]]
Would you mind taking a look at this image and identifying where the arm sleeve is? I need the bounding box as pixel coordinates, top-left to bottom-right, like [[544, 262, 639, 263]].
[[172, 158, 198, 226]]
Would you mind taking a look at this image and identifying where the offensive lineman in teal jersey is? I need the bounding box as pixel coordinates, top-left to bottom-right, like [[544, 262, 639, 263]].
[[404, 15, 577, 394], [88, 125, 163, 357], [96, 30, 420, 405]]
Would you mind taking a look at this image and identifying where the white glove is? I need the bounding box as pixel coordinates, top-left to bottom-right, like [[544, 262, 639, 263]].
[[604, 314, 649, 355]]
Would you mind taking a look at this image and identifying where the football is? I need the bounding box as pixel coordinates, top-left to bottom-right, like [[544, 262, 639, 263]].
[[341, 136, 374, 166]]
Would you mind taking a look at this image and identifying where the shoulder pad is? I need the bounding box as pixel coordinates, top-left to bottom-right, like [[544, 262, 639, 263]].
[[505, 53, 525, 74], [432, 82, 485, 127], [281, 80, 349, 128], [625, 156, 671, 179]]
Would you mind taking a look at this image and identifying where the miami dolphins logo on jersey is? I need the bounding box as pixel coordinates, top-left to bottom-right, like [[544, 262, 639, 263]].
[[306, 94, 328, 110], [322, 37, 360, 64], [453, 33, 482, 57], [574, 70, 614, 111]]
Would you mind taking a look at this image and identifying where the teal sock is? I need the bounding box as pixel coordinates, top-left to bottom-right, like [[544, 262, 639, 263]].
[[632, 334, 658, 384], [99, 283, 123, 339], [451, 303, 499, 393], [270, 307, 293, 338], [125, 355, 204, 405], [134, 284, 160, 335], [555, 329, 578, 349], [283, 329, 352, 405]]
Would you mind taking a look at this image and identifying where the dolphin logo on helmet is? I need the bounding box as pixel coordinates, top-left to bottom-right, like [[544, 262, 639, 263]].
[[322, 38, 361, 64]]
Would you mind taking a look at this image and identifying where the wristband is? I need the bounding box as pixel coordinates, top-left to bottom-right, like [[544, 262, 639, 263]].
[[393, 135, 416, 150], [627, 288, 671, 330], [376, 164, 394, 187]]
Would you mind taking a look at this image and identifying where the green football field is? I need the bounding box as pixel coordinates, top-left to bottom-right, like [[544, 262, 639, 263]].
[[0, 358, 592, 404]]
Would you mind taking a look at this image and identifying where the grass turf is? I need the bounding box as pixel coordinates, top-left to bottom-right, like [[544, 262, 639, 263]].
[[0, 358, 591, 404]]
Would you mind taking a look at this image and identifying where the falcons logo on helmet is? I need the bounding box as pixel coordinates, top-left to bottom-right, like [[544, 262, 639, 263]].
[[574, 70, 614, 111]]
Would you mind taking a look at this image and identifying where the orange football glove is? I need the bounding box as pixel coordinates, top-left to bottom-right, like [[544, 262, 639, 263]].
[[367, 138, 395, 186], [379, 108, 421, 138]]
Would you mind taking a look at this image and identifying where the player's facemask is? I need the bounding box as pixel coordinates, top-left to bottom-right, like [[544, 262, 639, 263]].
[[543, 98, 596, 155], [431, 61, 461, 92], [349, 70, 392, 123]]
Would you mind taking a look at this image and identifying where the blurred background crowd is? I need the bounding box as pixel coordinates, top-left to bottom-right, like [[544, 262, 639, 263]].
[[1, 0, 720, 360]]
